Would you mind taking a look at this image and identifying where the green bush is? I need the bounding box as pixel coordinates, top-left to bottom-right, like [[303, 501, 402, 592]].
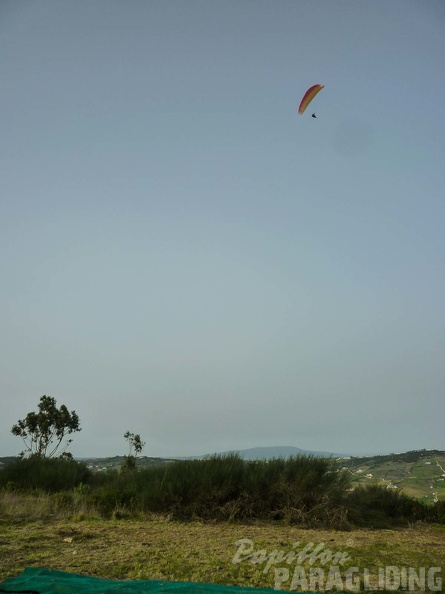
[[426, 499, 445, 523], [2, 454, 443, 528], [52, 491, 75, 512], [344, 484, 430, 528], [82, 454, 353, 524], [0, 456, 91, 492]]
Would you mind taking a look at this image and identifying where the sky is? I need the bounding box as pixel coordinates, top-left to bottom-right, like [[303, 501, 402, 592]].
[[1, 0, 444, 459]]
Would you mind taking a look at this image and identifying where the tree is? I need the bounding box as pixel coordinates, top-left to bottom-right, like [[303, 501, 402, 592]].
[[11, 395, 81, 458], [121, 431, 146, 472]]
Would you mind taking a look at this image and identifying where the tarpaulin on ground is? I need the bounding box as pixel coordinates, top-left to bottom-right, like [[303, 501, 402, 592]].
[[0, 568, 298, 594]]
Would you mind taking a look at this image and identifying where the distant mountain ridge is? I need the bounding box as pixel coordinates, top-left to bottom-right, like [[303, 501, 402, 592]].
[[194, 445, 349, 460]]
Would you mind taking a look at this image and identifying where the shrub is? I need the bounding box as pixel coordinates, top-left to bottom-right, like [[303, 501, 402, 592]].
[[2, 453, 442, 528], [344, 484, 430, 528], [84, 454, 353, 524], [0, 456, 91, 492]]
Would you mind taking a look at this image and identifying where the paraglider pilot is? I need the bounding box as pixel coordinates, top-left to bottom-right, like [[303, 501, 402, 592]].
[[312, 113, 317, 118]]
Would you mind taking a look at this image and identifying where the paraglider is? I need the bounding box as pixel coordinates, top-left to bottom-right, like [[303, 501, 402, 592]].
[[298, 84, 325, 115]]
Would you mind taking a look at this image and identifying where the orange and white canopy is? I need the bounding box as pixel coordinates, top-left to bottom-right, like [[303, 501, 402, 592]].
[[298, 84, 325, 114]]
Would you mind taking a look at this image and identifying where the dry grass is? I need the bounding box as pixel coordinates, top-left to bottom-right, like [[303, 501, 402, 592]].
[[0, 490, 101, 522], [1, 509, 444, 592]]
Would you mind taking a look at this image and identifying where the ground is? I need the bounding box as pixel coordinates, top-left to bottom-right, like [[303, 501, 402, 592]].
[[1, 516, 444, 593]]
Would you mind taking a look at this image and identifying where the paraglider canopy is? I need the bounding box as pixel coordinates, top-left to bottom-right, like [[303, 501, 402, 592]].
[[298, 84, 325, 115]]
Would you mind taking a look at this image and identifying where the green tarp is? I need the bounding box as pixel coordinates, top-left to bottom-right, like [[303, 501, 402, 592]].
[[0, 568, 283, 594]]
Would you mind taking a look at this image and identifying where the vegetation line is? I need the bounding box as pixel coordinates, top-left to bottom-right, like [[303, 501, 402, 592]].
[[1, 455, 444, 529]]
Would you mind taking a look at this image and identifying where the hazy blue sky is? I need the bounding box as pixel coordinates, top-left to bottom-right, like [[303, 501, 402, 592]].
[[1, 1, 444, 458]]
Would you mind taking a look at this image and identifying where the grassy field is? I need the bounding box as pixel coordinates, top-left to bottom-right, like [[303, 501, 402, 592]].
[[1, 456, 444, 593], [1, 492, 444, 593], [1, 513, 444, 592]]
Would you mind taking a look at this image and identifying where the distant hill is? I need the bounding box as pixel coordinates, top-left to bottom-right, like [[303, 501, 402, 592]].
[[339, 449, 445, 503], [81, 456, 176, 472], [0, 456, 19, 468], [196, 445, 347, 459], [0, 455, 174, 472]]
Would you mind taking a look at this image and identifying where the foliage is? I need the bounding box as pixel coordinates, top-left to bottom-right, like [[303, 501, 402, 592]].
[[121, 456, 137, 472], [1, 453, 443, 528], [343, 484, 431, 528], [121, 431, 146, 473], [124, 431, 146, 457], [0, 456, 91, 492], [83, 454, 354, 525], [426, 499, 445, 523], [11, 395, 81, 458]]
